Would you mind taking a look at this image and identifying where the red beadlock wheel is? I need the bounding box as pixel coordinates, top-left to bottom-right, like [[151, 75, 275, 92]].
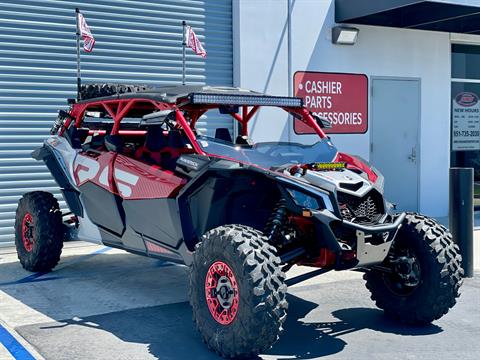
[[205, 260, 239, 325], [21, 212, 35, 252], [15, 191, 64, 272], [190, 225, 288, 357]]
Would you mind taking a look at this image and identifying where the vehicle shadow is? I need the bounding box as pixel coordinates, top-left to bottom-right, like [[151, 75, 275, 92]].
[[266, 294, 442, 360], [25, 293, 442, 360]]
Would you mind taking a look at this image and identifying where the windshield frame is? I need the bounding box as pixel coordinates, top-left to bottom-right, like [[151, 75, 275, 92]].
[[175, 104, 327, 157]]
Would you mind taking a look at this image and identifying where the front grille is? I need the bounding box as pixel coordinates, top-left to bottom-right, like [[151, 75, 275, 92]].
[[337, 190, 384, 224]]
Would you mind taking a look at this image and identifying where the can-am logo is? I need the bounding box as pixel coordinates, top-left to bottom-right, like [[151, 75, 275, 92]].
[[455, 92, 478, 107]]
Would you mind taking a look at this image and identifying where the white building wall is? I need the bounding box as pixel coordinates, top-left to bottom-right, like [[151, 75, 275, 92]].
[[234, 0, 290, 142], [234, 0, 451, 217]]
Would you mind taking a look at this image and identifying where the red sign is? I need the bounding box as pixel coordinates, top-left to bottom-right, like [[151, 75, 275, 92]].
[[294, 71, 368, 134]]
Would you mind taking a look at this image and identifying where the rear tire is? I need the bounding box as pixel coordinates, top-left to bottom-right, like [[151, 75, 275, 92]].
[[364, 213, 463, 324], [15, 191, 64, 272], [190, 225, 288, 358]]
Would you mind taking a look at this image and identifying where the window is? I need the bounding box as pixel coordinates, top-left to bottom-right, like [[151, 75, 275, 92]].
[[452, 44, 480, 80], [451, 44, 480, 204]]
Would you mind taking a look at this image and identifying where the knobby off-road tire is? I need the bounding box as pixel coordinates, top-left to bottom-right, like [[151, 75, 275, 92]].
[[190, 225, 288, 358], [364, 213, 463, 324], [15, 191, 63, 272]]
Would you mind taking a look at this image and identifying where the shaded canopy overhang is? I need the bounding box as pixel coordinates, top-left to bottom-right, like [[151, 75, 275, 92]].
[[335, 0, 480, 34]]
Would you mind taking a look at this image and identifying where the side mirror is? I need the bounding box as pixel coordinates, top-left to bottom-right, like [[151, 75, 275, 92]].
[[312, 114, 332, 129]]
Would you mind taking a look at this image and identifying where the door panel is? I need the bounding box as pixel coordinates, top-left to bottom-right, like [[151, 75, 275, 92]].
[[114, 155, 187, 248], [79, 182, 125, 237], [371, 78, 420, 211], [73, 152, 125, 236], [123, 199, 184, 248]]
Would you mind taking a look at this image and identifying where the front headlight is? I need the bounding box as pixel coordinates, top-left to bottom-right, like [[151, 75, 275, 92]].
[[286, 188, 320, 209], [277, 176, 335, 212]]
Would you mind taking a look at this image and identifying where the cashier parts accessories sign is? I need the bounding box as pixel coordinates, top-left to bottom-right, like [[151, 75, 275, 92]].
[[294, 72, 368, 134], [452, 92, 480, 151]]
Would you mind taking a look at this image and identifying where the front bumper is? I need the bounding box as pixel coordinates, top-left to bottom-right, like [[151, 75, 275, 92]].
[[311, 210, 406, 268], [343, 212, 406, 233]]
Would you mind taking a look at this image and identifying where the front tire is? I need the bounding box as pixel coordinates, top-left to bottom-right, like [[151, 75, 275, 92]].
[[364, 213, 463, 324], [15, 191, 64, 272], [190, 225, 288, 358]]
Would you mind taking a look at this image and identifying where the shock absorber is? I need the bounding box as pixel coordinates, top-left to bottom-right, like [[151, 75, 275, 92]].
[[264, 199, 288, 244]]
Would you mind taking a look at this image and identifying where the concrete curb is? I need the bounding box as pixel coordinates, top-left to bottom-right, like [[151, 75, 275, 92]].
[[0, 318, 44, 360]]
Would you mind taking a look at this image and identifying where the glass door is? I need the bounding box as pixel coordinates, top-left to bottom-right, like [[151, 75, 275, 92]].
[[451, 44, 480, 206]]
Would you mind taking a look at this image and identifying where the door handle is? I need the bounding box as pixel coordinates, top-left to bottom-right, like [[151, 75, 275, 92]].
[[408, 147, 416, 163]]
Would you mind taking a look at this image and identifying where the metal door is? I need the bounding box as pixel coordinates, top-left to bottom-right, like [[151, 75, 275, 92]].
[[370, 78, 420, 211]]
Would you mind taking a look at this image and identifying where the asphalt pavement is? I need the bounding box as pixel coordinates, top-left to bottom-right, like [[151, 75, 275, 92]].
[[0, 242, 478, 360]]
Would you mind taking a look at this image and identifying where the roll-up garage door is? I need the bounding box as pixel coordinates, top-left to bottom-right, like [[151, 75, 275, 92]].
[[0, 0, 233, 244]]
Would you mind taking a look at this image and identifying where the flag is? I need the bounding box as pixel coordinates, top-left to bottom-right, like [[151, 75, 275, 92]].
[[78, 13, 95, 52], [185, 26, 206, 58]]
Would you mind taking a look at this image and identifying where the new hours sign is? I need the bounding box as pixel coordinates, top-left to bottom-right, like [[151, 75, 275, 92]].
[[294, 71, 368, 134]]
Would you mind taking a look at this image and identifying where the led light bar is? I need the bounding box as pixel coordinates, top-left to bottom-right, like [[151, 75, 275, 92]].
[[189, 93, 303, 107], [312, 162, 346, 171]]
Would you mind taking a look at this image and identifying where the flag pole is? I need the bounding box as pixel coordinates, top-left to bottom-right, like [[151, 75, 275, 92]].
[[75, 8, 81, 101], [182, 20, 186, 85]]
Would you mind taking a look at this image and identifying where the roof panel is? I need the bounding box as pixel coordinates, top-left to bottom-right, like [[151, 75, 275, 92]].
[[335, 0, 480, 34]]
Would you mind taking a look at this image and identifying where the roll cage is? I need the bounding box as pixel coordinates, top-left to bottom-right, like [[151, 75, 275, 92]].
[[58, 91, 328, 157]]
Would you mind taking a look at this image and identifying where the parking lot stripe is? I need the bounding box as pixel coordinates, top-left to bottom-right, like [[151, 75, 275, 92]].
[[52, 246, 112, 272], [0, 324, 35, 360], [0, 246, 112, 287]]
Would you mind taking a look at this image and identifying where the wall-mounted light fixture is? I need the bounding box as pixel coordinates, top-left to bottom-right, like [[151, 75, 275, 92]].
[[332, 26, 359, 45]]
